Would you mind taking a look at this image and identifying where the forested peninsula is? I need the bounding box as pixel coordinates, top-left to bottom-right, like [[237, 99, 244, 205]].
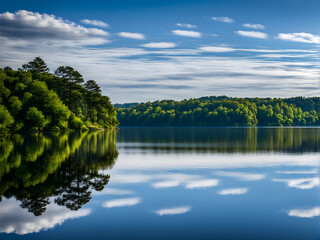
[[116, 96, 320, 127], [0, 57, 118, 135]]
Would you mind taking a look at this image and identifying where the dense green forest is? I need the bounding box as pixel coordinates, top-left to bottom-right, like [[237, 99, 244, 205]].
[[117, 96, 320, 126], [0, 57, 118, 134]]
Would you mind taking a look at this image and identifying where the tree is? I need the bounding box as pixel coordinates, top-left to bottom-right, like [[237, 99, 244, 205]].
[[26, 107, 46, 130], [8, 96, 22, 117], [54, 66, 84, 114], [84, 80, 101, 122], [0, 105, 14, 132], [22, 57, 49, 73]]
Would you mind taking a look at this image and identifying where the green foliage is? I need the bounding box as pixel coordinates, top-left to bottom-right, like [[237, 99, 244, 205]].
[[69, 113, 83, 130], [117, 97, 320, 127], [0, 105, 14, 133], [26, 107, 47, 131], [22, 57, 49, 73], [0, 57, 118, 134], [8, 96, 22, 117]]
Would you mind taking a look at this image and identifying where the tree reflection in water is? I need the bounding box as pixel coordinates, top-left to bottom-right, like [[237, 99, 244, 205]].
[[0, 130, 118, 216]]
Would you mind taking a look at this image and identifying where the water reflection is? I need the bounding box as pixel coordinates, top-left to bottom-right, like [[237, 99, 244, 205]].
[[0, 130, 118, 229], [117, 127, 320, 153], [1, 127, 319, 239]]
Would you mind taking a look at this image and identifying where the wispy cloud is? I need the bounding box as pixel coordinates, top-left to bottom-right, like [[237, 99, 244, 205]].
[[212, 16, 234, 23], [218, 188, 248, 195], [1, 43, 318, 103], [80, 19, 109, 28], [172, 30, 201, 38], [185, 179, 219, 189], [199, 46, 235, 52], [118, 32, 145, 40], [242, 23, 265, 29], [236, 30, 268, 39], [0, 10, 109, 45], [215, 171, 265, 181], [288, 207, 320, 218], [176, 23, 197, 28], [141, 42, 177, 48], [272, 177, 320, 189], [277, 32, 320, 44], [103, 197, 141, 208], [277, 169, 318, 174], [155, 206, 191, 216]]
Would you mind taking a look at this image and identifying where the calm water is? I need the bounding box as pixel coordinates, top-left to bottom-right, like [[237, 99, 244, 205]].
[[0, 128, 319, 240]]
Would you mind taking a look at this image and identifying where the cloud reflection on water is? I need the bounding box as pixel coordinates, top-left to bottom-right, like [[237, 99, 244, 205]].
[[103, 197, 141, 208], [288, 207, 320, 218], [0, 199, 91, 235], [218, 188, 248, 195], [155, 206, 192, 216]]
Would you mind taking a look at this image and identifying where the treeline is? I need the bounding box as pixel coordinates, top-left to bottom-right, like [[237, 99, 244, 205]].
[[117, 96, 320, 126], [0, 57, 118, 134]]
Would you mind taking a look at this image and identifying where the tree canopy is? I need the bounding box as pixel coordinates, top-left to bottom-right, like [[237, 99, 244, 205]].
[[0, 57, 118, 134], [117, 96, 320, 127]]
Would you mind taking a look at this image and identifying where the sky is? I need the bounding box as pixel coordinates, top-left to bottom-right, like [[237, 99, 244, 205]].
[[0, 0, 319, 103]]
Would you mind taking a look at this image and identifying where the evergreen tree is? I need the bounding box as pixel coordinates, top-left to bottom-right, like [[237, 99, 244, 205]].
[[22, 57, 49, 73]]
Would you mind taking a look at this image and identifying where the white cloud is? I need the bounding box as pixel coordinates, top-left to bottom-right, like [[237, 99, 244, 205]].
[[236, 30, 268, 39], [176, 23, 197, 28], [215, 171, 265, 181], [185, 179, 219, 189], [212, 16, 234, 23], [81, 19, 109, 28], [172, 30, 201, 38], [141, 42, 177, 48], [199, 46, 236, 52], [92, 188, 134, 196], [218, 188, 248, 195], [272, 177, 320, 189], [277, 32, 320, 44], [1, 43, 318, 103], [277, 169, 318, 174], [103, 197, 141, 208], [0, 198, 91, 235], [152, 181, 180, 188], [155, 206, 191, 216], [118, 32, 145, 40], [0, 10, 109, 45], [288, 207, 320, 218], [242, 23, 265, 29]]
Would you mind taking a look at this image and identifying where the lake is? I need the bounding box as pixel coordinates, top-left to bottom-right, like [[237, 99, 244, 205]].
[[0, 128, 319, 239]]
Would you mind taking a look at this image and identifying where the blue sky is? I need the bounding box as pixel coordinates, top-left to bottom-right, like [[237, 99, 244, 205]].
[[0, 0, 319, 103]]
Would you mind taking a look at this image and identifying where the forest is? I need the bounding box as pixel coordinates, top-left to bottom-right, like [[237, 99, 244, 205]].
[[116, 96, 320, 127], [0, 57, 118, 135]]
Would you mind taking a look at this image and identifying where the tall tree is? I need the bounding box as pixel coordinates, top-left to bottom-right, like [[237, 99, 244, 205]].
[[84, 80, 101, 122], [54, 66, 84, 115], [22, 57, 49, 73]]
